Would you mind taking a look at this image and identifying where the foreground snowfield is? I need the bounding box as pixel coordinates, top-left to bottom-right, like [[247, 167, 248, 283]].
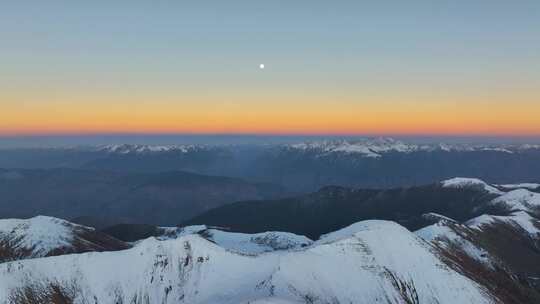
[[0, 220, 494, 304]]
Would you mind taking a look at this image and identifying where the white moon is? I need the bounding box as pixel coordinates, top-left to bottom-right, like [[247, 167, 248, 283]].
[[259, 64, 265, 69]]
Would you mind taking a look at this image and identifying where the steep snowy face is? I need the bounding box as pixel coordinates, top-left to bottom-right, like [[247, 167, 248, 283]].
[[0, 216, 127, 261], [415, 219, 494, 267], [441, 177, 504, 195], [0, 220, 495, 304], [417, 211, 540, 263], [416, 211, 540, 303]]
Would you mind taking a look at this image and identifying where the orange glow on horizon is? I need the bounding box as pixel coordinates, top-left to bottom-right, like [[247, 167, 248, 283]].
[[2, 89, 540, 137]]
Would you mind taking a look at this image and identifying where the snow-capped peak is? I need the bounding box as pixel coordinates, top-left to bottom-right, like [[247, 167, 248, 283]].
[[0, 216, 76, 257], [440, 177, 504, 195], [0, 216, 127, 261]]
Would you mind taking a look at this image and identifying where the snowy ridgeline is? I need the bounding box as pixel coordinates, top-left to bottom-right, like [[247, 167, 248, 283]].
[[285, 138, 539, 158], [0, 220, 496, 304], [417, 210, 540, 268], [441, 177, 540, 213]]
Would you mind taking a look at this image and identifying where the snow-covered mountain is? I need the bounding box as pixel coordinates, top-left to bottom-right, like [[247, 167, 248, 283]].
[[0, 216, 128, 262], [95, 144, 207, 154], [441, 177, 505, 195], [440, 177, 540, 214], [0, 220, 500, 304], [287, 138, 418, 158], [490, 189, 540, 214], [284, 137, 540, 158], [442, 178, 540, 219]]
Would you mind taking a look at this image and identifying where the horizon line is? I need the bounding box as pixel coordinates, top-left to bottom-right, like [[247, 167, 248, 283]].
[[1, 132, 540, 139]]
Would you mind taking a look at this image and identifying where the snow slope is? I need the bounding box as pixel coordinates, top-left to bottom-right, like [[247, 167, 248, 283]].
[[0, 220, 495, 304], [489, 189, 540, 213], [466, 211, 540, 236], [201, 229, 312, 255], [158, 226, 312, 255], [416, 210, 540, 273], [415, 219, 493, 267]]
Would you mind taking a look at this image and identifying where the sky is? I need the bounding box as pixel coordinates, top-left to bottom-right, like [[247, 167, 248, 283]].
[[1, 1, 539, 137]]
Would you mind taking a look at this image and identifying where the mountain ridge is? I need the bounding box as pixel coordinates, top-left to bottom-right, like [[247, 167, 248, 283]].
[[0, 219, 506, 304]]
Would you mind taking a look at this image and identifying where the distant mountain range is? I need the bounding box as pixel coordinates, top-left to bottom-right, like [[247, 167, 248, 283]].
[[1, 138, 539, 191]]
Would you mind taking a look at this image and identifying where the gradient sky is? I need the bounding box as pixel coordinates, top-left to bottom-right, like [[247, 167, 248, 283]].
[[1, 1, 539, 136]]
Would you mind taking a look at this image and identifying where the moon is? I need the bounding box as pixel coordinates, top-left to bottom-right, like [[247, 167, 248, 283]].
[[259, 64, 265, 69]]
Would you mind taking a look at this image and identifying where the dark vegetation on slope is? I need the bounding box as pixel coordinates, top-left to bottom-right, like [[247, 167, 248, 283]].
[[182, 184, 500, 239], [0, 168, 286, 226], [101, 224, 162, 242], [9, 281, 79, 304], [429, 218, 540, 303]]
